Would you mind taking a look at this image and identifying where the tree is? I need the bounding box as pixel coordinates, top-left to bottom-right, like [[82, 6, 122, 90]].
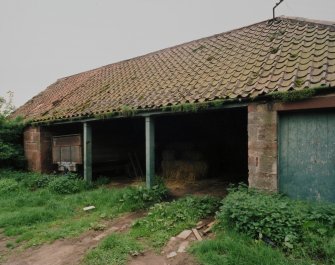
[[0, 91, 15, 117], [0, 91, 25, 168]]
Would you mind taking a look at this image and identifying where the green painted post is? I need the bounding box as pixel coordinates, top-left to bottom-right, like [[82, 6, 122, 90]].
[[145, 116, 155, 188], [83, 122, 92, 183]]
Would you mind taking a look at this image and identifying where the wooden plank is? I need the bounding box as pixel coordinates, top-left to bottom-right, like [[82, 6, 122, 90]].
[[145, 116, 155, 188], [84, 123, 92, 183], [192, 228, 202, 241]]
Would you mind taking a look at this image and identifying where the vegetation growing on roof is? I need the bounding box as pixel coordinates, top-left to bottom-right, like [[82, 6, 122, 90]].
[[294, 78, 304, 88], [162, 99, 229, 113], [192, 44, 206, 53], [269, 87, 318, 102], [270, 46, 280, 54], [268, 30, 286, 42], [119, 105, 136, 117], [290, 52, 299, 59]]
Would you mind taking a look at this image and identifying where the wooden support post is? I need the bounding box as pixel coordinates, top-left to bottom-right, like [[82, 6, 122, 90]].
[[83, 122, 92, 183], [145, 116, 155, 188]]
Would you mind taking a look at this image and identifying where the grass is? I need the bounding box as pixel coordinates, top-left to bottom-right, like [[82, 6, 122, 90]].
[[190, 231, 310, 265], [82, 233, 143, 265], [83, 195, 221, 265], [130, 196, 220, 249], [0, 169, 166, 248]]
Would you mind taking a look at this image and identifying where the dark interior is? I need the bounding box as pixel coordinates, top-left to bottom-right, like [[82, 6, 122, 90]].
[[48, 107, 248, 184], [156, 108, 248, 183]]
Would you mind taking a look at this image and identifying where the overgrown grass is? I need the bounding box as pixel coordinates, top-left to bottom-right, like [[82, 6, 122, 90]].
[[83, 195, 221, 265], [0, 169, 167, 248], [190, 231, 310, 265]]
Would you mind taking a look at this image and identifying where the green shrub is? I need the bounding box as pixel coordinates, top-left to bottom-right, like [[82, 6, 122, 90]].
[[23, 174, 56, 190], [48, 175, 88, 194], [119, 184, 168, 210], [0, 178, 19, 193], [217, 186, 335, 263]]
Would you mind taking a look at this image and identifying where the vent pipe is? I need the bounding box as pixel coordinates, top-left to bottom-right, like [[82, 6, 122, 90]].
[[273, 0, 284, 19]]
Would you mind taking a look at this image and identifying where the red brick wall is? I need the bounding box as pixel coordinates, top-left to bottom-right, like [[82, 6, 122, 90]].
[[24, 126, 52, 173], [248, 103, 278, 191]]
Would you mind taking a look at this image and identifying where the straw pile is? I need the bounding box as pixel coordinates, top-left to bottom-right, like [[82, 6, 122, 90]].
[[161, 149, 208, 183]]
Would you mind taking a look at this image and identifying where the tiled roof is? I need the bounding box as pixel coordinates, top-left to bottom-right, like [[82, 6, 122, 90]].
[[13, 16, 335, 122]]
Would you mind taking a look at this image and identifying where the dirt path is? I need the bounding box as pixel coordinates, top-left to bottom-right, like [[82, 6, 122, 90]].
[[2, 211, 145, 265]]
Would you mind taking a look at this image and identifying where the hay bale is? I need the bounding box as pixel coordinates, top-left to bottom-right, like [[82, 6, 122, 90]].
[[161, 160, 208, 183], [162, 150, 175, 161]]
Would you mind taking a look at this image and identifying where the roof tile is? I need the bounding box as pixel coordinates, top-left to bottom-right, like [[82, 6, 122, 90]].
[[12, 16, 335, 122]]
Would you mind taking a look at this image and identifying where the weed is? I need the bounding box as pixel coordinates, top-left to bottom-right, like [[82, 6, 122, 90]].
[[5, 241, 15, 249], [83, 233, 143, 265], [190, 231, 309, 265], [268, 30, 285, 42], [294, 78, 304, 88], [119, 105, 135, 117], [119, 183, 168, 210], [0, 178, 19, 193], [270, 88, 315, 102], [216, 186, 335, 264], [83, 195, 221, 264], [48, 175, 88, 194], [89, 222, 107, 231], [131, 196, 220, 248], [290, 53, 298, 59], [192, 45, 206, 53], [270, 46, 280, 54]]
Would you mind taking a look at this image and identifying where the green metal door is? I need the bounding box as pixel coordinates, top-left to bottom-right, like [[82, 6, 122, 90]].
[[279, 110, 335, 202]]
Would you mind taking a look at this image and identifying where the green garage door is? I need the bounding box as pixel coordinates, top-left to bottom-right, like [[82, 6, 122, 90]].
[[279, 110, 335, 202]]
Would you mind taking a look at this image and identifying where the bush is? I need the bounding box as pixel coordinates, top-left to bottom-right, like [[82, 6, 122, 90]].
[[0, 178, 19, 193], [0, 169, 56, 190], [216, 186, 335, 263], [120, 183, 168, 210], [48, 175, 88, 194], [0, 96, 25, 168], [23, 173, 55, 190]]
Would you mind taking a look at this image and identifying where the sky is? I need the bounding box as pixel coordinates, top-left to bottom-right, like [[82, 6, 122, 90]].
[[0, 0, 335, 108]]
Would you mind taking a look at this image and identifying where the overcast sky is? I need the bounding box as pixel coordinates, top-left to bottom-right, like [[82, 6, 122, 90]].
[[1, 0, 334, 107]]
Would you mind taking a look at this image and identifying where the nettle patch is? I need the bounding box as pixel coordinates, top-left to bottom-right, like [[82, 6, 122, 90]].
[[216, 186, 335, 264]]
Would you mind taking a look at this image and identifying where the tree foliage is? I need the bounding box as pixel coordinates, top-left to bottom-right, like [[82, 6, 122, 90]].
[[0, 91, 25, 168]]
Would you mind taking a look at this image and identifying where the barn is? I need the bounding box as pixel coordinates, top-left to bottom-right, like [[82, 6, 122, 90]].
[[12, 16, 335, 202]]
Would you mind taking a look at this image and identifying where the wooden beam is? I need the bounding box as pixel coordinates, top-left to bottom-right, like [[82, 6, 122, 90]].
[[274, 94, 335, 112], [83, 122, 92, 183], [145, 116, 155, 188]]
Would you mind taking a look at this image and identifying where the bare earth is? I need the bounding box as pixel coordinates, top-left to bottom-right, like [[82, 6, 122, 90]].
[[2, 211, 145, 265], [2, 205, 214, 265]]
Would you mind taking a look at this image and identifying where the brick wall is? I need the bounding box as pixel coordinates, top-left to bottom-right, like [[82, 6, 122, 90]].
[[248, 103, 278, 191], [24, 126, 52, 173]]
